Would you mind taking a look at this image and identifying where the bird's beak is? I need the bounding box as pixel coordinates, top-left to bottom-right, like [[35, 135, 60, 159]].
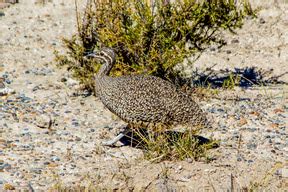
[[84, 52, 98, 58]]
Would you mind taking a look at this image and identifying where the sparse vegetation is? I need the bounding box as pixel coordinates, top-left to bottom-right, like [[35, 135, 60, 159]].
[[55, 0, 256, 91], [222, 73, 241, 89], [123, 128, 218, 162]]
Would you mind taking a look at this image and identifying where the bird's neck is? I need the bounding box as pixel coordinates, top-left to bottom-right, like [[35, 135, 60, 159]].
[[95, 62, 114, 94], [96, 62, 113, 77]]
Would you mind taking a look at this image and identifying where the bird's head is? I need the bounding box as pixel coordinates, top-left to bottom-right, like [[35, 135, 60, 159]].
[[85, 47, 116, 65]]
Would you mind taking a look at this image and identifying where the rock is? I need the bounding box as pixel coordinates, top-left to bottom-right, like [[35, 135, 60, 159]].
[[274, 138, 282, 145], [259, 18, 266, 24], [34, 114, 52, 129], [0, 87, 15, 96], [247, 159, 254, 163], [65, 78, 79, 88], [276, 168, 288, 178], [231, 39, 239, 44], [51, 156, 60, 161], [16, 94, 32, 103], [71, 120, 79, 127], [0, 161, 11, 172], [247, 142, 257, 150], [30, 168, 42, 174], [25, 68, 54, 76]]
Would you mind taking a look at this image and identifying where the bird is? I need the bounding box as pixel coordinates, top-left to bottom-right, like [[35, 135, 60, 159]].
[[86, 47, 209, 146]]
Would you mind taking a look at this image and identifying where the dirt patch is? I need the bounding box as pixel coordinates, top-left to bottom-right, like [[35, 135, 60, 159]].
[[0, 0, 287, 191]]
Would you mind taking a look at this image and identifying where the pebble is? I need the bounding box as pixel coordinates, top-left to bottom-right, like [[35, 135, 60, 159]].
[[16, 94, 32, 103], [0, 87, 15, 96], [0, 162, 11, 171], [259, 18, 266, 24], [51, 156, 60, 161], [34, 114, 51, 128], [231, 39, 239, 44], [276, 168, 288, 178], [247, 159, 254, 163], [247, 142, 257, 150], [246, 127, 257, 132], [65, 78, 79, 88], [237, 154, 244, 162], [30, 168, 42, 174], [25, 68, 54, 76], [274, 138, 282, 145]]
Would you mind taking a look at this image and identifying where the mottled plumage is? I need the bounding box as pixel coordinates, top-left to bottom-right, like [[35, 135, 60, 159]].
[[87, 47, 208, 145]]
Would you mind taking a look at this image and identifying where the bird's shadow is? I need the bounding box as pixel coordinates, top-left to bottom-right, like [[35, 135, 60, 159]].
[[118, 128, 218, 149]]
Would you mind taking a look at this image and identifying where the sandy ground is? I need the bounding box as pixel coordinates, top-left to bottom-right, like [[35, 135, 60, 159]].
[[0, 0, 287, 191]]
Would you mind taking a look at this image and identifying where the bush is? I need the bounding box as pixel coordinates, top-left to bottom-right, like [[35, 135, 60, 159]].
[[55, 0, 255, 92]]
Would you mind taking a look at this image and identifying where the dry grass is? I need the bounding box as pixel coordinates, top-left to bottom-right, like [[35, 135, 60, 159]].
[[121, 128, 219, 162]]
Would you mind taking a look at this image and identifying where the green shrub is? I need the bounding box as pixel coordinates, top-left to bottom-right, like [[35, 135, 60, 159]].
[[55, 0, 255, 91]]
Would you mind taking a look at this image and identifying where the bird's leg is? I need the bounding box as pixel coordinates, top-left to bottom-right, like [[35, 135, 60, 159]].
[[101, 132, 126, 146], [101, 125, 130, 146]]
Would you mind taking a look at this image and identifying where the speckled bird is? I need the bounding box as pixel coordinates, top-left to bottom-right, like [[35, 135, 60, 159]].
[[86, 47, 209, 145]]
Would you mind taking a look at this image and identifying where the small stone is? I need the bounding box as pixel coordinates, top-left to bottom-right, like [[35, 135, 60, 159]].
[[265, 135, 271, 139], [34, 114, 52, 129], [237, 154, 243, 162], [175, 165, 183, 172], [0, 11, 5, 17], [259, 18, 265, 24], [66, 78, 79, 88], [247, 143, 257, 150], [274, 108, 284, 114], [209, 47, 216, 52], [238, 117, 248, 126], [247, 160, 253, 163], [72, 120, 79, 127], [30, 168, 42, 174], [275, 167, 288, 178], [0, 87, 15, 96], [247, 127, 257, 132], [60, 77, 67, 82], [51, 156, 60, 161], [274, 138, 282, 145], [16, 94, 32, 102], [231, 39, 239, 44], [32, 85, 41, 91]]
